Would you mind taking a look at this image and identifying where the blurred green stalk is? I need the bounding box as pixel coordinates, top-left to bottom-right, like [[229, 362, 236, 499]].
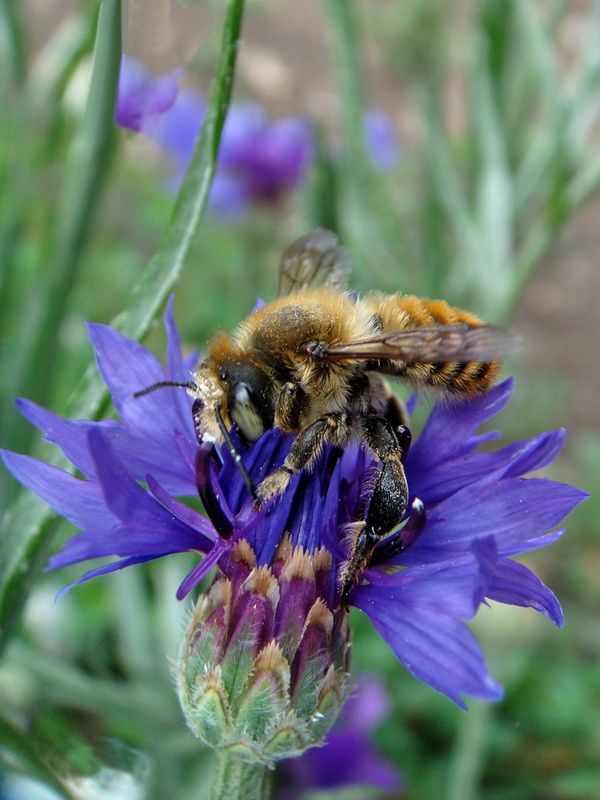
[[5, 0, 121, 458], [210, 753, 272, 800], [0, 0, 26, 84]]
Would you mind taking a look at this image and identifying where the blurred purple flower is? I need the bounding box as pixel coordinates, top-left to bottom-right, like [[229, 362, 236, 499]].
[[281, 675, 402, 796], [116, 59, 314, 217], [2, 302, 586, 707], [115, 56, 180, 134], [364, 109, 400, 170]]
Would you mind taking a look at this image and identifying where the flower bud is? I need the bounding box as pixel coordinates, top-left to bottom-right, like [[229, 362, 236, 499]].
[[177, 537, 352, 765]]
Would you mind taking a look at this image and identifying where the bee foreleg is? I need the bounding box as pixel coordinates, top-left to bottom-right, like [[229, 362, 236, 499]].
[[274, 382, 308, 431], [254, 412, 352, 508], [340, 413, 409, 607]]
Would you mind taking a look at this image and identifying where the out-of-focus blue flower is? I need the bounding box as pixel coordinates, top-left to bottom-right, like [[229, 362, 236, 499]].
[[2, 301, 586, 707], [115, 59, 400, 217], [115, 56, 181, 134], [116, 59, 314, 217], [363, 109, 400, 170], [280, 675, 402, 796]]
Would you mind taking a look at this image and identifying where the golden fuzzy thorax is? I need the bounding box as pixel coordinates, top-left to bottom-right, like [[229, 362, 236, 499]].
[[234, 288, 376, 411]]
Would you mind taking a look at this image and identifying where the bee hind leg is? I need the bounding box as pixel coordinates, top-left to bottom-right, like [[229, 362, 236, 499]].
[[369, 497, 426, 565], [340, 413, 409, 607], [253, 411, 352, 508]]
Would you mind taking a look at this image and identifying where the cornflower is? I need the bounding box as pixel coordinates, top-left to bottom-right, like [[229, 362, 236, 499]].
[[2, 300, 585, 768]]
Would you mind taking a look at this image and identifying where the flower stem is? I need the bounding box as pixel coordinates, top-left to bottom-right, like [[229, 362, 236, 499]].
[[209, 752, 272, 800], [445, 700, 492, 800], [5, 0, 121, 458]]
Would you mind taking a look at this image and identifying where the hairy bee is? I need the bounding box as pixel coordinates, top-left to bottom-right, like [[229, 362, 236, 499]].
[[137, 230, 516, 606]]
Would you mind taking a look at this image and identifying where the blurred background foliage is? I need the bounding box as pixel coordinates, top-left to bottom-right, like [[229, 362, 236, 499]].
[[1, 0, 599, 798]]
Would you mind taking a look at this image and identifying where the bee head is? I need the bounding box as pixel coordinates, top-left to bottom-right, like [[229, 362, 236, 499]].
[[220, 360, 276, 444], [195, 334, 276, 445]]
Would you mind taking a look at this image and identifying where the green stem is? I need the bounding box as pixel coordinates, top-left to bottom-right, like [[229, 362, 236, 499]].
[[445, 701, 491, 800], [72, 0, 246, 422], [322, 0, 370, 245], [210, 752, 272, 800], [5, 0, 121, 456], [0, 0, 27, 85]]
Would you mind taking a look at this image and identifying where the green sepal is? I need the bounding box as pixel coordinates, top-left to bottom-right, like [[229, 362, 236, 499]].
[[309, 665, 350, 743], [263, 711, 311, 762], [234, 643, 291, 741], [184, 667, 232, 748]]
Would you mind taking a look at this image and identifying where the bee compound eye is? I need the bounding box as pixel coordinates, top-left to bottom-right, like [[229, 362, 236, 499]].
[[230, 383, 266, 443]]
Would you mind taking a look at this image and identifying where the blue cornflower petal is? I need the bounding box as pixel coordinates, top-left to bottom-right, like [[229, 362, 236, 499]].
[[355, 582, 501, 706], [397, 476, 586, 566], [363, 110, 400, 171], [486, 559, 564, 625], [405, 379, 513, 496], [0, 450, 115, 532], [354, 539, 504, 706], [115, 56, 180, 133], [407, 428, 567, 507]]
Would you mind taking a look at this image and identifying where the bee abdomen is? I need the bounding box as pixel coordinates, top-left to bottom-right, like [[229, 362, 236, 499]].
[[370, 294, 482, 329], [416, 359, 499, 395], [367, 293, 500, 395]]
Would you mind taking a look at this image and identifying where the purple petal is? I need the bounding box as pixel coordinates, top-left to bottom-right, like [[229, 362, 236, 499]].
[[364, 110, 400, 170], [1, 450, 113, 530], [399, 477, 588, 565], [356, 595, 502, 707], [87, 324, 197, 486], [406, 379, 513, 481], [163, 294, 199, 404], [46, 429, 215, 571], [87, 428, 211, 545], [176, 543, 227, 600], [15, 399, 195, 496], [116, 56, 180, 133], [410, 429, 568, 507], [353, 546, 504, 705], [486, 559, 564, 625], [151, 87, 206, 167], [362, 551, 491, 620], [55, 554, 163, 598]]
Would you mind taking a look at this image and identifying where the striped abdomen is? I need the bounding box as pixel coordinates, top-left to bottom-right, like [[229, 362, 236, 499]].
[[364, 293, 500, 395]]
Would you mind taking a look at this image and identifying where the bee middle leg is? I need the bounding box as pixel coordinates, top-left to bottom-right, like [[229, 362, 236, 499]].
[[340, 412, 409, 606], [254, 412, 352, 507]]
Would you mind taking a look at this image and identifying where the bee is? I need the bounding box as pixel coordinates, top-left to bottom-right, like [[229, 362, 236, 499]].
[[136, 230, 517, 606]]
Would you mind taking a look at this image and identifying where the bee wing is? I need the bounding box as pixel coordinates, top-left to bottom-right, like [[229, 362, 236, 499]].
[[325, 324, 520, 363], [278, 229, 352, 297]]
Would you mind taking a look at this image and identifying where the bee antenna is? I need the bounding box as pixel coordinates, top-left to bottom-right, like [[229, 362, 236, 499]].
[[132, 380, 197, 399], [214, 403, 258, 501]]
